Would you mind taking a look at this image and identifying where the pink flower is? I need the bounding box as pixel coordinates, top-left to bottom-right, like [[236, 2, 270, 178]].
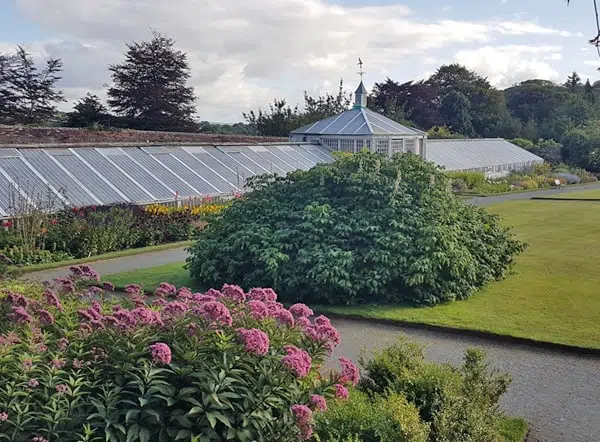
[[131, 307, 163, 326], [246, 288, 277, 302], [51, 359, 66, 369], [155, 282, 177, 297], [305, 316, 340, 351], [221, 284, 246, 303], [57, 337, 69, 351], [72, 359, 84, 369], [0, 412, 7, 422], [274, 308, 294, 327], [281, 345, 312, 378], [236, 328, 270, 356], [43, 289, 63, 312], [334, 384, 349, 400], [192, 293, 215, 303], [205, 288, 223, 298], [162, 301, 189, 318], [102, 281, 115, 291], [149, 343, 172, 364], [91, 347, 108, 361], [291, 404, 313, 440], [4, 291, 29, 307], [55, 384, 68, 394], [152, 298, 167, 307], [247, 300, 269, 320], [113, 310, 137, 329], [177, 287, 193, 300], [125, 284, 142, 296], [289, 303, 314, 318], [32, 437, 48, 442], [339, 357, 360, 386], [22, 359, 33, 370], [91, 301, 102, 313], [295, 317, 311, 329], [309, 394, 327, 412], [28, 379, 39, 388], [10, 306, 32, 324], [88, 286, 103, 296], [35, 344, 48, 353], [37, 309, 55, 326], [193, 301, 233, 327]]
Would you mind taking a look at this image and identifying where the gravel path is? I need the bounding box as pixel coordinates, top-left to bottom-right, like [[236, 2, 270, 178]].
[[329, 318, 600, 442], [21, 247, 188, 282]]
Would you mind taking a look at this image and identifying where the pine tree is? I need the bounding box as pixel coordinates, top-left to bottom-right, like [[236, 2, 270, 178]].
[[0, 46, 64, 125], [565, 71, 582, 93], [584, 79, 595, 103], [107, 31, 197, 132], [65, 93, 110, 127]]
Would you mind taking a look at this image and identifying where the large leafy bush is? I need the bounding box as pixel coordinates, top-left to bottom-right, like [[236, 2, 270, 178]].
[[0, 269, 355, 441], [188, 151, 526, 305]]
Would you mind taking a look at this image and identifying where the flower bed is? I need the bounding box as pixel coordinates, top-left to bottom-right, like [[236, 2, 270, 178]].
[[0, 199, 230, 267], [0, 267, 356, 441]]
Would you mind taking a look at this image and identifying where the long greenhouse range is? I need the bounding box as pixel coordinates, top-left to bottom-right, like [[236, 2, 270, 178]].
[[0, 81, 542, 216]]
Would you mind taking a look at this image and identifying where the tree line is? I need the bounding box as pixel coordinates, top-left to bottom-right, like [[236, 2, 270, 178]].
[[2, 29, 600, 170]]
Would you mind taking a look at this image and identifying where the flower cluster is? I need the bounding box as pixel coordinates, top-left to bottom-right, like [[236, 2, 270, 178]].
[[339, 357, 360, 386], [292, 404, 313, 440], [236, 328, 270, 356], [282, 345, 312, 378], [149, 342, 172, 365]]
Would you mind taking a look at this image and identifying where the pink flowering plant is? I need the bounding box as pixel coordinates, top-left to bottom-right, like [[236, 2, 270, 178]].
[[0, 269, 357, 441]]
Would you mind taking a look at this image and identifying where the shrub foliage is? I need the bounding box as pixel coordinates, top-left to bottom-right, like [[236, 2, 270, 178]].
[[0, 269, 355, 441], [188, 151, 527, 305]]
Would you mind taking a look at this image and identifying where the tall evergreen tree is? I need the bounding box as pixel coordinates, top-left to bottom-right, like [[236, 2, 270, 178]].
[[0, 46, 64, 125], [565, 71, 582, 93], [440, 90, 474, 136], [584, 79, 595, 103], [107, 31, 197, 132]]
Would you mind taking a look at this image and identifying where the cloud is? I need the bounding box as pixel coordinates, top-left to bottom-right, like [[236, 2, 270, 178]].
[[6, 0, 576, 121], [454, 45, 562, 88]]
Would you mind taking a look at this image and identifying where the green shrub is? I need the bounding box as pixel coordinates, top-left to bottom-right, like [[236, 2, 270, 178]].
[[359, 338, 511, 442], [188, 151, 527, 306], [519, 179, 539, 190], [446, 171, 485, 189], [315, 389, 429, 442], [0, 272, 355, 441]]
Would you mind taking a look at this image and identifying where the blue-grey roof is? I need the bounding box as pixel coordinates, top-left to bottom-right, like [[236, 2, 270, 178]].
[[425, 138, 544, 171], [290, 108, 426, 137], [0, 143, 335, 216]]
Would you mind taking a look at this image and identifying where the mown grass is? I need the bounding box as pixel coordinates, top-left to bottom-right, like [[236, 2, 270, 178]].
[[550, 188, 600, 199], [11, 241, 193, 275], [105, 261, 194, 290], [500, 417, 529, 442], [104, 199, 600, 349]]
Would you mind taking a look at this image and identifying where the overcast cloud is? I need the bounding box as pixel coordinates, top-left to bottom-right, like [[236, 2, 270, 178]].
[[1, 0, 590, 121]]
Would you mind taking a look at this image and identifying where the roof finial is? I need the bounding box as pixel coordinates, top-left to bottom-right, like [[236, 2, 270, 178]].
[[357, 58, 365, 80]]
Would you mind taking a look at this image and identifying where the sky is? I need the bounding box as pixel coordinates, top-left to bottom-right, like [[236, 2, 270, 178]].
[[0, 0, 599, 122]]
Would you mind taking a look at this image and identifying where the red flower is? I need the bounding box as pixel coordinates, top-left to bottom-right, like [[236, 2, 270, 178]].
[[78, 211, 85, 217], [50, 219, 58, 225], [2, 220, 13, 228]]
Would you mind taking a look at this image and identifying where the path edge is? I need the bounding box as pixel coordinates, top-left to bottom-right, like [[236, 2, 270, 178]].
[[319, 311, 600, 357]]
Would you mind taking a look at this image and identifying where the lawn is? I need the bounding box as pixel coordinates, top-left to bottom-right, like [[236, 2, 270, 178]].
[[550, 188, 600, 199], [104, 261, 194, 290], [104, 199, 600, 349]]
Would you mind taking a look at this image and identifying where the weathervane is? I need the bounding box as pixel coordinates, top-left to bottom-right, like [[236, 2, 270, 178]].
[[357, 58, 366, 80]]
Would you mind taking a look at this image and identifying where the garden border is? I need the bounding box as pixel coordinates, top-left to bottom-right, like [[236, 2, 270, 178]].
[[317, 312, 600, 357], [10, 240, 193, 275]]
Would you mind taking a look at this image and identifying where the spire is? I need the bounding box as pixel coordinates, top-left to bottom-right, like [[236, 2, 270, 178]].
[[354, 58, 367, 109]]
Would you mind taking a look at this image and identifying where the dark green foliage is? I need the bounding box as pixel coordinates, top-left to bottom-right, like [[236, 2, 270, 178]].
[[358, 338, 511, 442], [65, 93, 112, 128], [0, 46, 65, 125], [107, 31, 197, 132], [314, 389, 429, 442], [187, 151, 526, 305]]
